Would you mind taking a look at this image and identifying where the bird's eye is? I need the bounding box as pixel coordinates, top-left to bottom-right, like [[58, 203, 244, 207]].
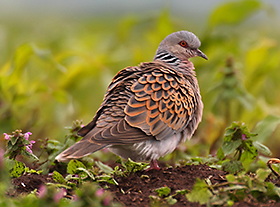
[[179, 40, 188, 48]]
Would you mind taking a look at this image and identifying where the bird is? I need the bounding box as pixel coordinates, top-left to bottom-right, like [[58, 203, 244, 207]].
[[55, 30, 207, 170]]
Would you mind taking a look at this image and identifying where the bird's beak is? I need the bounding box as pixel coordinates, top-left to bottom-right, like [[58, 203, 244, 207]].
[[196, 49, 208, 60]]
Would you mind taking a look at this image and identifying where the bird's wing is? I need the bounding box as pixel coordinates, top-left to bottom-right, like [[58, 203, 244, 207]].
[[56, 66, 149, 162], [124, 62, 199, 140], [77, 65, 154, 144], [77, 61, 200, 145]]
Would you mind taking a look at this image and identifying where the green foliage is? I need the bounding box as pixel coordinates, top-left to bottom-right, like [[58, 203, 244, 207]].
[[0, 149, 10, 191], [10, 160, 25, 178], [64, 120, 84, 143], [52, 159, 99, 189], [53, 171, 68, 185], [209, 0, 262, 28], [186, 169, 280, 206], [218, 122, 271, 173], [186, 179, 212, 204], [37, 120, 85, 174], [67, 160, 87, 175], [211, 57, 255, 125], [253, 115, 280, 143], [0, 183, 120, 207], [95, 161, 115, 174], [150, 186, 179, 206], [116, 158, 149, 176], [95, 159, 149, 184], [155, 186, 171, 197], [221, 160, 243, 174]]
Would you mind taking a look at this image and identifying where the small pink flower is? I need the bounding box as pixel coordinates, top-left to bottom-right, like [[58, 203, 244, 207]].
[[96, 188, 104, 197], [27, 142, 35, 149], [3, 133, 10, 140], [53, 188, 67, 203], [38, 185, 47, 198], [25, 146, 33, 154], [81, 124, 85, 128], [24, 132, 32, 140], [242, 134, 247, 141], [25, 140, 35, 153]]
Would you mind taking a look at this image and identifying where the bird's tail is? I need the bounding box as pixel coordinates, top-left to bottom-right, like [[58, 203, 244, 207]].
[[55, 140, 107, 162]]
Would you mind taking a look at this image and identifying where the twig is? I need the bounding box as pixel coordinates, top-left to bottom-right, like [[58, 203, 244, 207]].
[[267, 158, 280, 179]]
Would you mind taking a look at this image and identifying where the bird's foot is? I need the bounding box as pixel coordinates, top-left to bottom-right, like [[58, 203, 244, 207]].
[[146, 160, 160, 171]]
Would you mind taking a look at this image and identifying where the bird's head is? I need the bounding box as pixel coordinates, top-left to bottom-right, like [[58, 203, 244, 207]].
[[155, 31, 207, 61]]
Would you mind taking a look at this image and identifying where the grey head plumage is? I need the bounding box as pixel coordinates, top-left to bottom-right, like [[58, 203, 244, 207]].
[[154, 30, 207, 62]]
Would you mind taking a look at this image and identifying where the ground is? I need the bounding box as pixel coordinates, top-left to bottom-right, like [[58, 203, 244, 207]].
[[8, 164, 280, 206]]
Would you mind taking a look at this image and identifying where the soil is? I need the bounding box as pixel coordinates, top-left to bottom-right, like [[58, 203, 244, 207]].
[[8, 173, 53, 196], [9, 164, 280, 207], [106, 164, 227, 207]]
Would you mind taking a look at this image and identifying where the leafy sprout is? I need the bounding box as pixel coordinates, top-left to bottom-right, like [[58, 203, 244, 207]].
[[4, 130, 38, 161], [217, 122, 271, 173]]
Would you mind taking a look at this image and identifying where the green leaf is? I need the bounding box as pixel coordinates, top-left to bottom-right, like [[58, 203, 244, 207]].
[[4, 158, 15, 171], [253, 141, 272, 156], [52, 171, 66, 184], [222, 139, 242, 156], [186, 179, 212, 204], [175, 189, 189, 195], [22, 150, 39, 161], [166, 196, 177, 205], [96, 175, 118, 185], [191, 157, 202, 164], [47, 182, 72, 189], [10, 160, 26, 178], [226, 174, 236, 183], [67, 160, 87, 175], [273, 186, 280, 198], [155, 186, 171, 197], [117, 158, 149, 175], [217, 147, 225, 160], [224, 124, 239, 137], [25, 167, 42, 174], [266, 182, 280, 198], [12, 43, 34, 76], [47, 140, 62, 150], [253, 115, 280, 142], [76, 167, 95, 180], [222, 161, 243, 174], [95, 161, 114, 174], [209, 0, 262, 28], [223, 185, 247, 191], [240, 142, 258, 162], [10, 136, 20, 146], [255, 169, 270, 182]]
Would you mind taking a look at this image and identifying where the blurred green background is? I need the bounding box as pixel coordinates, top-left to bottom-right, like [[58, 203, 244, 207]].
[[1, 0, 280, 159]]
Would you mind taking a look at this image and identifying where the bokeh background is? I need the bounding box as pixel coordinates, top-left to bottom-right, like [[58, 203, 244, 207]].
[[1, 0, 280, 160]]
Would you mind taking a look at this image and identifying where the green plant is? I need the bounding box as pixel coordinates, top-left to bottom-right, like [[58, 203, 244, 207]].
[[4, 130, 38, 160], [217, 122, 271, 173]]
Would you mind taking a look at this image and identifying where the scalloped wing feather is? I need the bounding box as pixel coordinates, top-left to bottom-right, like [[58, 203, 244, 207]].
[[77, 62, 199, 144]]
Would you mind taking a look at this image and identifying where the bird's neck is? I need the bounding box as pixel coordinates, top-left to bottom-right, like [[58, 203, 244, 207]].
[[154, 52, 180, 67], [154, 52, 196, 77]]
